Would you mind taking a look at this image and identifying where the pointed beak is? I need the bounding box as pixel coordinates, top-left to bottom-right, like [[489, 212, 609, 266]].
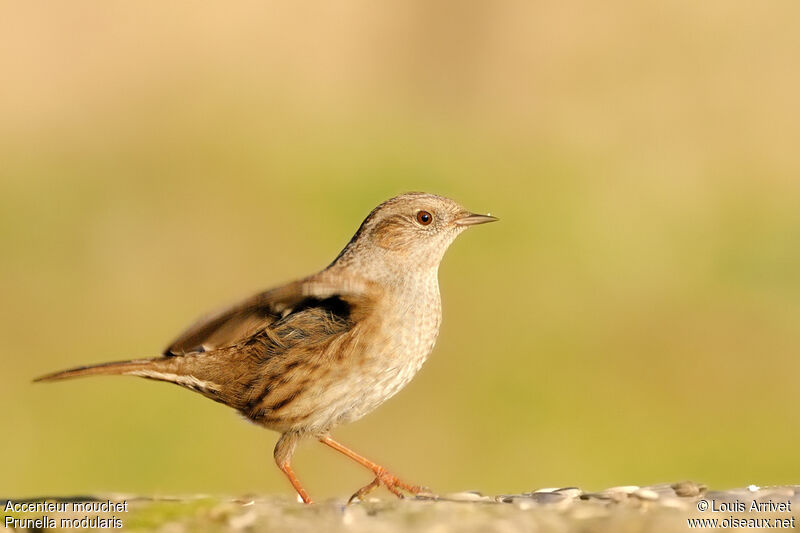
[[454, 212, 499, 226]]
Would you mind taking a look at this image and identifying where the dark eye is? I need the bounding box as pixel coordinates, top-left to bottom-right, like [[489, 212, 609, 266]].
[[416, 210, 433, 225]]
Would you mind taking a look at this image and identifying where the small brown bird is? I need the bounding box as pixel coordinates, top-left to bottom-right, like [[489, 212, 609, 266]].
[[35, 192, 497, 503]]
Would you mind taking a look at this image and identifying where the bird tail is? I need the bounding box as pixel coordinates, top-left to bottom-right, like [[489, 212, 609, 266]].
[[35, 355, 219, 392], [34, 355, 225, 400], [34, 359, 158, 382]]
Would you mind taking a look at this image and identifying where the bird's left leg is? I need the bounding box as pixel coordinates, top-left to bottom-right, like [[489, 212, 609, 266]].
[[275, 432, 314, 504], [318, 435, 432, 502]]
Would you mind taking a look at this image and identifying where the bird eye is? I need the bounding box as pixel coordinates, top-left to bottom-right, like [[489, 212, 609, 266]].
[[416, 210, 433, 225]]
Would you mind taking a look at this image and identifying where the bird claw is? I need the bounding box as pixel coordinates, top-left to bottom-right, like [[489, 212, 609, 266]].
[[347, 469, 434, 503]]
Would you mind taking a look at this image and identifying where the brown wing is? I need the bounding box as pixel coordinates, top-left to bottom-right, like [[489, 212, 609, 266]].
[[163, 275, 376, 356]]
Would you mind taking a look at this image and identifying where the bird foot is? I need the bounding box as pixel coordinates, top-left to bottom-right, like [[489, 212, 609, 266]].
[[347, 468, 434, 503]]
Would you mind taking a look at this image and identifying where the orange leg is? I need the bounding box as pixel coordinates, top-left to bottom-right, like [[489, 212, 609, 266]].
[[319, 435, 432, 503], [274, 433, 313, 504], [277, 461, 313, 504]]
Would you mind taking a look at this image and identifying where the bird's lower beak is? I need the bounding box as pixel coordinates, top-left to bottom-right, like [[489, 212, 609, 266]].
[[454, 213, 499, 226]]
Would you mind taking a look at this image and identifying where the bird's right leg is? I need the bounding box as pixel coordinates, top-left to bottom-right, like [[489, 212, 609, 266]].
[[318, 435, 431, 502], [274, 432, 313, 504]]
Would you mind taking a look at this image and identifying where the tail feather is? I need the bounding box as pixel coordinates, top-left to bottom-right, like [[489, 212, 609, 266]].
[[34, 357, 222, 398], [33, 359, 156, 382]]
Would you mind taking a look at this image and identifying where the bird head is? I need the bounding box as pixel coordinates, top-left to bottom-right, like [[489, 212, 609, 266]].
[[333, 192, 497, 276]]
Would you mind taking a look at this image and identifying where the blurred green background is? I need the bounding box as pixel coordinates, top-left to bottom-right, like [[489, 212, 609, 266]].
[[3, 1, 799, 499]]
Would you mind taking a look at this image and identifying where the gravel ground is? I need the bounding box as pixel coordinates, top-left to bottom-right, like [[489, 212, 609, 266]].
[[4, 483, 799, 532]]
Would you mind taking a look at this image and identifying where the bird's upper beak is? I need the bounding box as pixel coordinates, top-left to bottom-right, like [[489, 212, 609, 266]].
[[454, 212, 499, 226]]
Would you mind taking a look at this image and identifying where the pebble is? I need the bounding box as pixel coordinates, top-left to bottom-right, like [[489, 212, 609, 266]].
[[441, 491, 492, 502], [528, 492, 567, 505], [604, 485, 640, 495], [632, 488, 659, 501], [588, 485, 640, 503], [645, 483, 677, 497], [554, 487, 583, 499], [672, 481, 706, 497]]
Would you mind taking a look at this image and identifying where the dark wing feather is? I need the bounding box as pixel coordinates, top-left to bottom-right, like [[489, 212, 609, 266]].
[[163, 276, 375, 356]]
